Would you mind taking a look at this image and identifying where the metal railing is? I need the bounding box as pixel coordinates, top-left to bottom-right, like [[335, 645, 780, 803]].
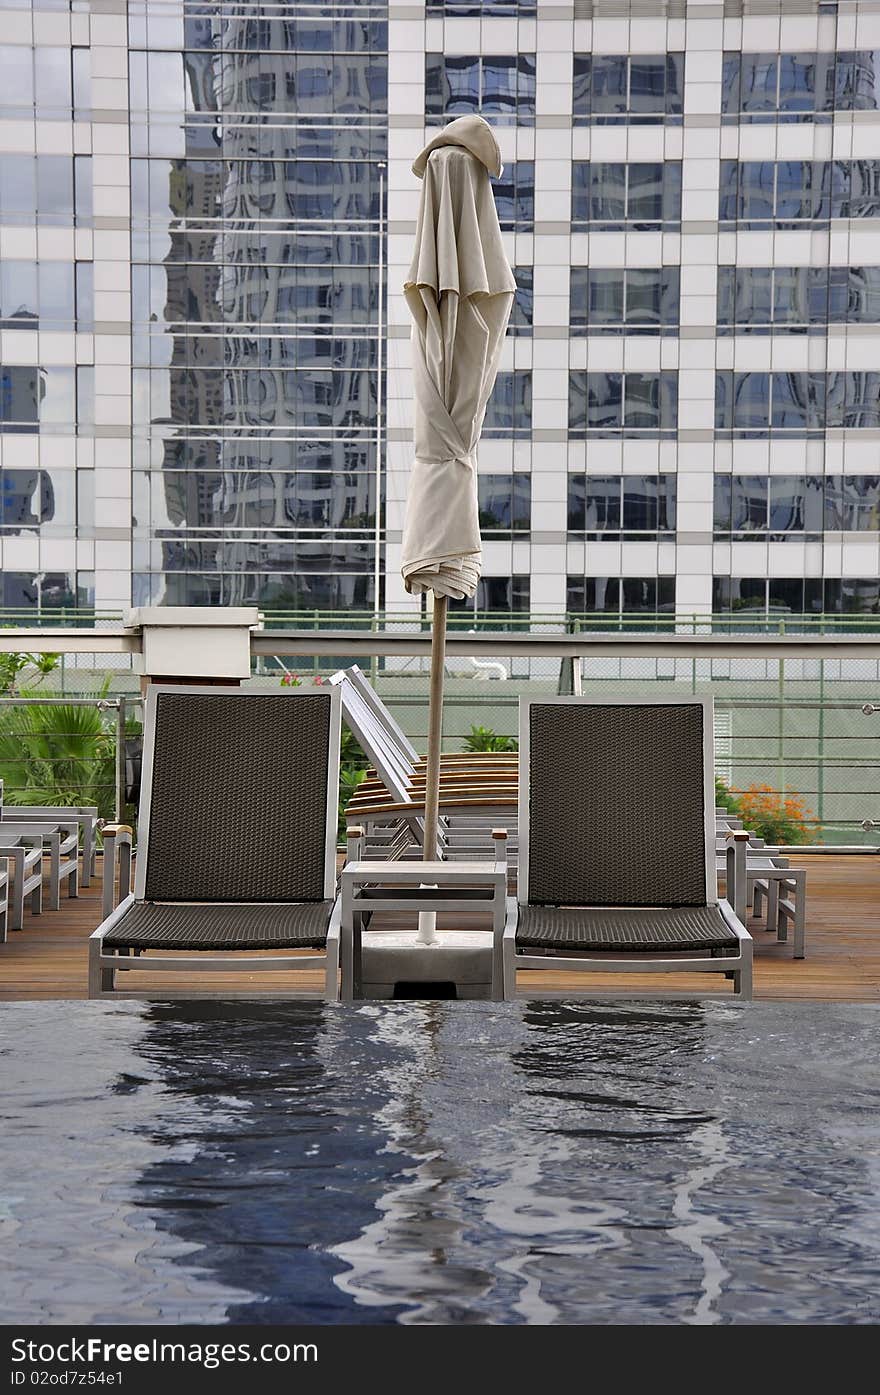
[[0, 624, 879, 847], [3, 607, 880, 635], [0, 697, 140, 825]]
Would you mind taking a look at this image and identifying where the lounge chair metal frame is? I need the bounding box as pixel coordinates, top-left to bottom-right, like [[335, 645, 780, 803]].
[[0, 779, 99, 887], [503, 696, 753, 999], [0, 831, 44, 930], [330, 664, 518, 865], [89, 684, 343, 1000]]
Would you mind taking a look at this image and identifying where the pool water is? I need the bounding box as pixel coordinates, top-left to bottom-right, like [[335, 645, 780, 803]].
[[1, 998, 878, 1325]]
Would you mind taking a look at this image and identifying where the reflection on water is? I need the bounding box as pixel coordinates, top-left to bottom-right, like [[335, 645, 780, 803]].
[[1, 998, 879, 1324]]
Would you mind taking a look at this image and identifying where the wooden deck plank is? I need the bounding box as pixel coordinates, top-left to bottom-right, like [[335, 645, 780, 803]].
[[0, 853, 877, 1001]]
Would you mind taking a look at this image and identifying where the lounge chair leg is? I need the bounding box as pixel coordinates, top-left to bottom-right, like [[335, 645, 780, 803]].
[[324, 941, 340, 1002], [69, 860, 79, 898], [767, 880, 781, 936], [88, 939, 109, 997], [502, 940, 517, 1001], [793, 877, 806, 959], [735, 944, 753, 1000]]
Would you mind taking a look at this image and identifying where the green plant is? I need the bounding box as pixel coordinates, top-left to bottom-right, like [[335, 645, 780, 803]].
[[338, 723, 369, 839], [0, 649, 59, 696], [0, 696, 118, 819], [463, 724, 518, 753], [714, 775, 741, 815], [734, 785, 818, 845]]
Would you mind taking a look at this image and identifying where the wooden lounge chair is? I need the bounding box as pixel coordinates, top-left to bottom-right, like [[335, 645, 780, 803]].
[[0, 830, 43, 931], [329, 664, 518, 863], [719, 830, 806, 958], [0, 779, 99, 887], [89, 685, 345, 999], [501, 696, 753, 999], [0, 856, 10, 943]]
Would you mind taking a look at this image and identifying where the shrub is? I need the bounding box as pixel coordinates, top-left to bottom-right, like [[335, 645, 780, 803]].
[[733, 784, 818, 845], [463, 724, 518, 753], [0, 649, 59, 696], [0, 698, 117, 818], [715, 775, 741, 814], [338, 724, 368, 840]]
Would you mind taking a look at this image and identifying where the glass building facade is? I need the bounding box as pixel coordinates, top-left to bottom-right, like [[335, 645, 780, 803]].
[[2, 0, 880, 624], [128, 3, 388, 609]]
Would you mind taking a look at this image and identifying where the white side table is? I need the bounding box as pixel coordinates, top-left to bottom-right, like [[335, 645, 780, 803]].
[[340, 847, 508, 1002]]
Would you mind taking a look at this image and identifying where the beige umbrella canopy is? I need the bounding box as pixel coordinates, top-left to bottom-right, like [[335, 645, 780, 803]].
[[400, 115, 516, 871], [402, 115, 516, 599]]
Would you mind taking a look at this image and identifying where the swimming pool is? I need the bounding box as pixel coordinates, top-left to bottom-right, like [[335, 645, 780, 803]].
[[1, 998, 878, 1325]]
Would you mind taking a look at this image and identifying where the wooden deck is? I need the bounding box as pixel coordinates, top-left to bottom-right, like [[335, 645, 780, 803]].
[[0, 853, 878, 1002]]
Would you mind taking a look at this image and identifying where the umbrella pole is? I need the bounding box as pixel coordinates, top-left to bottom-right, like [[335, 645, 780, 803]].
[[418, 591, 447, 946]]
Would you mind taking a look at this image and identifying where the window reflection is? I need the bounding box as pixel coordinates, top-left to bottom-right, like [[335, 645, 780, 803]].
[[723, 49, 880, 121], [492, 162, 534, 229], [568, 474, 676, 535], [483, 371, 531, 436], [566, 576, 676, 617], [477, 474, 530, 532], [573, 52, 683, 124], [569, 373, 678, 436], [719, 264, 880, 331], [715, 372, 880, 434], [572, 162, 682, 229], [508, 267, 533, 337], [426, 53, 535, 124], [129, 10, 389, 611], [0, 156, 90, 226], [720, 159, 880, 226]]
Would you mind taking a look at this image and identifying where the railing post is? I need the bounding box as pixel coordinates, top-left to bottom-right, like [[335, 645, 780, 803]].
[[115, 698, 126, 824]]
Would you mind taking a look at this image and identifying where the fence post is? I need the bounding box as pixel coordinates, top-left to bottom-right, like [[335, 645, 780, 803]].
[[115, 698, 126, 823]]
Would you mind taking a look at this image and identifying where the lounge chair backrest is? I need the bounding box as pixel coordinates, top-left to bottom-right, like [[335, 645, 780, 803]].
[[521, 698, 714, 908], [137, 687, 340, 903], [329, 666, 415, 802], [343, 665, 420, 763]]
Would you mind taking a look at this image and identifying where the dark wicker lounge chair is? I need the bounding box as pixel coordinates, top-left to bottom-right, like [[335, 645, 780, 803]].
[[89, 685, 344, 999], [501, 697, 753, 999]]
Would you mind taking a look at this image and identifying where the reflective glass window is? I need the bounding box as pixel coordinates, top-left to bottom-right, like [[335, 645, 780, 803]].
[[837, 51, 880, 111], [425, 53, 535, 124], [566, 575, 675, 615], [483, 370, 531, 435], [571, 268, 623, 331], [573, 52, 683, 124], [571, 266, 680, 334], [844, 371, 880, 428], [740, 53, 778, 114], [824, 578, 880, 614], [508, 267, 533, 336], [769, 476, 824, 533], [621, 476, 676, 533], [569, 372, 677, 435], [492, 162, 533, 230], [572, 162, 681, 229], [477, 474, 530, 531], [824, 476, 880, 529], [0, 45, 34, 110], [567, 475, 621, 533], [847, 266, 880, 321], [712, 577, 767, 614], [588, 55, 628, 117], [0, 263, 39, 328]]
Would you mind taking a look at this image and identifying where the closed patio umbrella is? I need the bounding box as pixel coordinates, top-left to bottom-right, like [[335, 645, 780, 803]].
[[401, 115, 516, 878]]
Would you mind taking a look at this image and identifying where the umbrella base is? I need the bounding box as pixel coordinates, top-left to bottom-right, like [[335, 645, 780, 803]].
[[358, 928, 495, 1001]]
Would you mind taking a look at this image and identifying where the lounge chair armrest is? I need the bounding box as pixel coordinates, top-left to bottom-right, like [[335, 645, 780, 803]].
[[492, 827, 508, 871], [101, 824, 133, 921], [345, 825, 365, 862]]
